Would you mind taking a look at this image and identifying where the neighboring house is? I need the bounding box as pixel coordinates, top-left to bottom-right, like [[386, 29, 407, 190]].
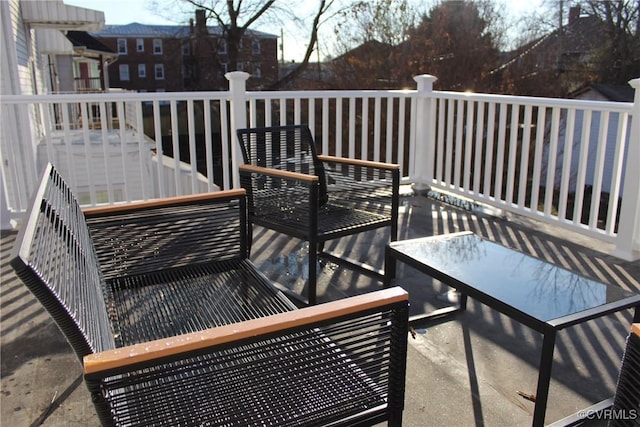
[[542, 83, 632, 216], [568, 84, 632, 195], [1, 0, 106, 219], [494, 6, 607, 95], [65, 30, 117, 92], [328, 40, 397, 89], [1, 0, 211, 223], [1, 0, 105, 96], [91, 10, 278, 92]]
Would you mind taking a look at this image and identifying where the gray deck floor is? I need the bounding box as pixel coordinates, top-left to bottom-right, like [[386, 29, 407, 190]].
[[2, 190, 639, 426]]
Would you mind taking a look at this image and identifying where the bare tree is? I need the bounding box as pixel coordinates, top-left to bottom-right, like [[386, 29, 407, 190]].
[[328, 0, 418, 89], [273, 0, 334, 88], [581, 0, 640, 83], [403, 1, 503, 91], [172, 0, 333, 89]]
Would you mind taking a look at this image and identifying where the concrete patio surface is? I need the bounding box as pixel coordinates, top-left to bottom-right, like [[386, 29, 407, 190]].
[[2, 189, 639, 426]]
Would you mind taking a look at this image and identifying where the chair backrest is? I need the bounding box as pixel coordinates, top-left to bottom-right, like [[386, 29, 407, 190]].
[[237, 125, 329, 205], [11, 164, 116, 361], [609, 324, 640, 427]]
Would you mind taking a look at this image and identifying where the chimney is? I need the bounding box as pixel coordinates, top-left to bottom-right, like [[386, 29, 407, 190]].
[[195, 9, 206, 34], [568, 6, 580, 25]]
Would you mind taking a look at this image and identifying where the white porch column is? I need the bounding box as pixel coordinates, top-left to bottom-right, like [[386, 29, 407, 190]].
[[412, 74, 437, 194], [226, 71, 250, 189], [612, 78, 640, 261]]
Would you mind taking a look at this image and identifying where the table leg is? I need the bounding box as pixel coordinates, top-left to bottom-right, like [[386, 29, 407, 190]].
[[533, 330, 557, 427], [384, 249, 396, 288]]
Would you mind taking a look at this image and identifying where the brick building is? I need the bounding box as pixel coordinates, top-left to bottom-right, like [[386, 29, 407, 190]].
[[91, 10, 278, 92]]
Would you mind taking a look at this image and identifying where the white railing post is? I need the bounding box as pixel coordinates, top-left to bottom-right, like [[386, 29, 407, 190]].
[[0, 171, 12, 230], [613, 78, 640, 261], [226, 71, 250, 189], [412, 74, 437, 194]]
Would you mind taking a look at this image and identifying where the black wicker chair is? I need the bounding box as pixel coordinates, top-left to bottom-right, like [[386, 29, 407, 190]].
[[237, 124, 400, 305], [609, 323, 640, 427], [11, 164, 410, 426], [548, 323, 640, 427]]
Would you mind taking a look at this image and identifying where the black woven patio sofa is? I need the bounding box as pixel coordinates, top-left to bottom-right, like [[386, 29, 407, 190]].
[[11, 164, 410, 426]]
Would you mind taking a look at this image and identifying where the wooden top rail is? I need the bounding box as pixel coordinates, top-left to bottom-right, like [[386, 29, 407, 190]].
[[239, 164, 319, 182], [318, 155, 399, 170], [84, 287, 408, 375], [83, 189, 246, 217]]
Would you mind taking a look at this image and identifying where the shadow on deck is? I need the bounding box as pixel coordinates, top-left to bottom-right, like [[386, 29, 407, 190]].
[[2, 190, 639, 426]]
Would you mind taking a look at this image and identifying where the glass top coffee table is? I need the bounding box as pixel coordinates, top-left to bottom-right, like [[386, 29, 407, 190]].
[[384, 231, 640, 427]]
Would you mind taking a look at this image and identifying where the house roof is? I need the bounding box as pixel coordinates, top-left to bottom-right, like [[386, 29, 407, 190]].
[[91, 23, 277, 39], [66, 31, 115, 54], [491, 10, 606, 75], [572, 83, 635, 102]]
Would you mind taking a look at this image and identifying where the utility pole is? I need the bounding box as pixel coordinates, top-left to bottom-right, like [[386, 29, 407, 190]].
[[280, 28, 284, 65], [557, 0, 564, 73]]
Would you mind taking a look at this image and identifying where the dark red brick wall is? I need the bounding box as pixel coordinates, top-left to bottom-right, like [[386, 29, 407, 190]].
[[98, 34, 278, 92]]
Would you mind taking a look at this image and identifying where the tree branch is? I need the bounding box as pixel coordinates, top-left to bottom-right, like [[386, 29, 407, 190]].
[[270, 0, 332, 89]]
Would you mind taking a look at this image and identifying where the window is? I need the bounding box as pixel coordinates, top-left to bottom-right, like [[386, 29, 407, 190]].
[[153, 39, 163, 54], [181, 40, 191, 56], [221, 62, 228, 74], [119, 64, 130, 81], [218, 39, 227, 54], [117, 39, 127, 54], [252, 62, 262, 78], [252, 38, 261, 54], [136, 38, 144, 52], [182, 64, 196, 79], [154, 64, 165, 80], [138, 64, 146, 78]]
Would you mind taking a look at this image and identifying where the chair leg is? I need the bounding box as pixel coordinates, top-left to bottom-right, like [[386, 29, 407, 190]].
[[246, 224, 254, 257], [308, 240, 318, 305]]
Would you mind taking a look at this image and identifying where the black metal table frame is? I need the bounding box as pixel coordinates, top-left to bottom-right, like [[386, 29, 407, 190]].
[[384, 233, 640, 427]]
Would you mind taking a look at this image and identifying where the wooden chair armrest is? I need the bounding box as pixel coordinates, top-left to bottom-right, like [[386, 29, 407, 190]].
[[318, 155, 399, 171], [83, 189, 246, 217], [239, 164, 318, 182], [632, 323, 640, 337], [84, 287, 408, 376]]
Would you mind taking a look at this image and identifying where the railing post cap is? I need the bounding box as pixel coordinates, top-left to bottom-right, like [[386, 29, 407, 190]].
[[629, 78, 640, 89], [413, 74, 438, 83], [225, 71, 250, 81]]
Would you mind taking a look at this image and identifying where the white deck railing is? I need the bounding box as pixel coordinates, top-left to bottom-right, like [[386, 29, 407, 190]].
[[1, 73, 638, 260]]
